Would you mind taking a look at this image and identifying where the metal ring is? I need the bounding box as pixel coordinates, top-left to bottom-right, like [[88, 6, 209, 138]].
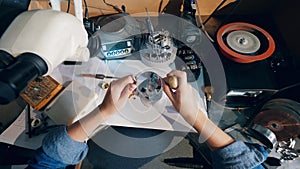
[[247, 124, 277, 149], [31, 117, 42, 128], [217, 22, 275, 63]]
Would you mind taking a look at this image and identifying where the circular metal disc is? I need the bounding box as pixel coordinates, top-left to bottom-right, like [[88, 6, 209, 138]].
[[226, 30, 261, 54], [253, 110, 300, 141], [135, 71, 163, 106]]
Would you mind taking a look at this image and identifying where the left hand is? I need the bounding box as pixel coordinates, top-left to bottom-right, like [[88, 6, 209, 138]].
[[98, 75, 136, 118]]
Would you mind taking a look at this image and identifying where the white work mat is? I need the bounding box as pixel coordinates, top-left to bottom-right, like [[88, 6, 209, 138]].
[[51, 57, 207, 132]]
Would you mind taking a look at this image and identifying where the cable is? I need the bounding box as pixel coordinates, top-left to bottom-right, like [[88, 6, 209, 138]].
[[66, 0, 71, 13], [102, 0, 122, 13], [67, 2, 114, 11], [121, 5, 126, 14], [197, 11, 215, 42], [83, 0, 88, 18], [192, 0, 215, 42], [158, 0, 163, 13]]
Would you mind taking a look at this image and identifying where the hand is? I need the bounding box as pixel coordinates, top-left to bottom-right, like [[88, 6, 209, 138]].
[[162, 70, 201, 125], [99, 75, 136, 119], [67, 75, 136, 142]]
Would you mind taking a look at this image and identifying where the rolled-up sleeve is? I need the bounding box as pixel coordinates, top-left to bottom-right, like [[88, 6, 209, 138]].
[[27, 125, 88, 168], [211, 141, 268, 169]]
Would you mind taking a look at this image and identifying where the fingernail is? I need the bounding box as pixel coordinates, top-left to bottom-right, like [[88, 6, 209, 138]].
[[129, 84, 137, 91]]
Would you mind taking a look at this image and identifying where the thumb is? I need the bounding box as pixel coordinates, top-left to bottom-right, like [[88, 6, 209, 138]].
[[162, 80, 175, 104]]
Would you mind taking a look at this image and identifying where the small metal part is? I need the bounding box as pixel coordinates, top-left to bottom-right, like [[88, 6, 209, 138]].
[[227, 90, 263, 97], [135, 71, 163, 106], [31, 117, 42, 128], [140, 29, 177, 67], [204, 86, 213, 101], [226, 30, 261, 54], [128, 93, 135, 99], [141, 87, 146, 92], [276, 138, 299, 161], [184, 55, 194, 60], [100, 82, 110, 90], [246, 124, 277, 149]]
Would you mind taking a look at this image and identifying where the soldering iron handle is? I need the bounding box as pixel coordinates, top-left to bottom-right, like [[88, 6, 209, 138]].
[[95, 74, 106, 79]]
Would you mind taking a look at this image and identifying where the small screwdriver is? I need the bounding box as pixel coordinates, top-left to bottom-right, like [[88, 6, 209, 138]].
[[77, 74, 120, 79]]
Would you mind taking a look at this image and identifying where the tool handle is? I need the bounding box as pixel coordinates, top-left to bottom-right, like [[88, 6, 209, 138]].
[[165, 76, 178, 89], [95, 74, 106, 79]]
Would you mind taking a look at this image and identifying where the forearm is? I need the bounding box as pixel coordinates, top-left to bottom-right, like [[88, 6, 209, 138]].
[[211, 141, 268, 169], [192, 111, 268, 168], [67, 105, 110, 142], [27, 126, 88, 168], [192, 110, 234, 150]]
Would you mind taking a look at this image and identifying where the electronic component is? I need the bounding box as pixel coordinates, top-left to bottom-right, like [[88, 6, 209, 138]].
[[102, 39, 133, 59], [21, 75, 63, 110], [0, 10, 89, 105], [88, 13, 141, 60], [135, 71, 163, 106]]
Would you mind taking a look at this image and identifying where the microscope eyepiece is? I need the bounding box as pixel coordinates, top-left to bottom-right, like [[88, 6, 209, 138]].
[[0, 52, 48, 104], [0, 50, 15, 69]]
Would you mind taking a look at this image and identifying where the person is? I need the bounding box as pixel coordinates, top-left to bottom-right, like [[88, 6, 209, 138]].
[[26, 70, 268, 169]]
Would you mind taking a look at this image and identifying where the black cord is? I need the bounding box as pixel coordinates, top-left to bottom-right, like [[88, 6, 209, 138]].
[[83, 0, 88, 18], [121, 5, 126, 13], [103, 0, 122, 13], [66, 0, 71, 13], [27, 104, 32, 138], [158, 0, 163, 13]]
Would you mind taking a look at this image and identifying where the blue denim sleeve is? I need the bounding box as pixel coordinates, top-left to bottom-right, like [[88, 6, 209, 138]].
[[27, 125, 88, 169], [211, 141, 268, 169]]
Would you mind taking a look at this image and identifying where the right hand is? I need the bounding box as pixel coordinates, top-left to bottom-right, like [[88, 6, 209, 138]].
[[162, 70, 201, 125], [99, 75, 136, 119]]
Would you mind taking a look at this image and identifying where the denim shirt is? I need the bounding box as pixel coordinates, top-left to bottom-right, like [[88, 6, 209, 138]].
[[27, 126, 88, 169], [211, 141, 268, 169], [27, 126, 268, 169]]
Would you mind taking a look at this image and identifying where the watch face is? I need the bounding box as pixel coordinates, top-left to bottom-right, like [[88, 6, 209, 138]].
[[135, 71, 163, 106]]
